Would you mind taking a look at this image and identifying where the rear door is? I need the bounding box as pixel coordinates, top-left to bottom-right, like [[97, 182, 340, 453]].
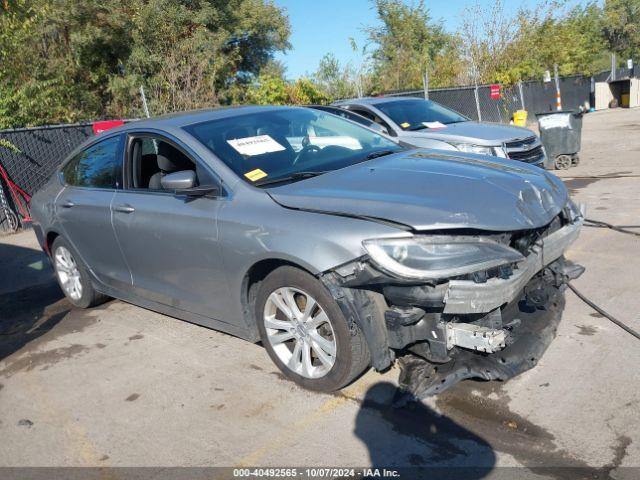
[[111, 133, 231, 324], [56, 134, 132, 291]]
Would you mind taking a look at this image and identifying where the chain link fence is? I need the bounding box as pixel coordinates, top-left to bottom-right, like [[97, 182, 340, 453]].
[[0, 123, 94, 234], [384, 74, 594, 124]]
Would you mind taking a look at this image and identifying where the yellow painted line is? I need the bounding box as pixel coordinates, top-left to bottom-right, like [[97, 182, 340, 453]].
[[236, 381, 368, 467]]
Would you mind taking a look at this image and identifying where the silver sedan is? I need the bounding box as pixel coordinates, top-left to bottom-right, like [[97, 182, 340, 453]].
[[30, 106, 583, 396]]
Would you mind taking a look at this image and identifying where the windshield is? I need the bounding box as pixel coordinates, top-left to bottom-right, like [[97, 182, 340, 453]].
[[183, 108, 403, 187], [375, 99, 469, 131]]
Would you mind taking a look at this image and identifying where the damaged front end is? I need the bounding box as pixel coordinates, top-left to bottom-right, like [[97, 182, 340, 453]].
[[320, 201, 584, 400]]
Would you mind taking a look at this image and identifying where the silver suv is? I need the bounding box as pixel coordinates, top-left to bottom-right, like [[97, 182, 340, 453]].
[[334, 97, 547, 168]]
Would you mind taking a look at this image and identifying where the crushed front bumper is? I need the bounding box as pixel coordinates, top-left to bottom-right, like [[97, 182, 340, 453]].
[[320, 218, 583, 398], [395, 282, 566, 403]]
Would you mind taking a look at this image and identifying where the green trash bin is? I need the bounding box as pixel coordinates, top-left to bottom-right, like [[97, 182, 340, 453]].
[[536, 110, 584, 170]]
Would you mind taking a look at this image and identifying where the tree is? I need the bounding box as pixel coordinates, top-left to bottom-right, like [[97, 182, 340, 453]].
[[459, 0, 609, 85], [602, 0, 640, 59], [246, 74, 290, 104], [365, 0, 462, 91], [0, 0, 291, 127], [246, 74, 328, 105], [287, 78, 329, 105], [314, 53, 360, 100]]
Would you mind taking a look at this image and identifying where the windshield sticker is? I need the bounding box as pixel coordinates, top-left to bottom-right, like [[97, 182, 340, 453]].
[[422, 121, 447, 129], [227, 135, 286, 156], [244, 168, 268, 182], [400, 122, 411, 129], [308, 136, 362, 150]]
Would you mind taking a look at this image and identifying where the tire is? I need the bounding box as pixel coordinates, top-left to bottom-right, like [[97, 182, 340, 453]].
[[255, 266, 370, 392], [51, 236, 109, 309], [555, 155, 572, 170]]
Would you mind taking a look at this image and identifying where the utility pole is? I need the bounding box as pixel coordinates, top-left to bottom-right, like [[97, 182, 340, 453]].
[[518, 80, 525, 111], [611, 53, 617, 81], [553, 64, 562, 111], [139, 85, 150, 118], [470, 60, 482, 121], [474, 85, 482, 121], [423, 67, 429, 100]]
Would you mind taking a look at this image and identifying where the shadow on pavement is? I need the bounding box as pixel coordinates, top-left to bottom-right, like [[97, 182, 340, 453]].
[[0, 241, 69, 362], [354, 381, 495, 479]]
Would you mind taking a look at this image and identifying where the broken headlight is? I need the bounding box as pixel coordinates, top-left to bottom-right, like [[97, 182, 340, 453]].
[[362, 236, 524, 280]]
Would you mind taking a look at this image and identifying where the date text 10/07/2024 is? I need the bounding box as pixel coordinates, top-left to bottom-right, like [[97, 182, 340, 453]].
[[233, 468, 401, 478]]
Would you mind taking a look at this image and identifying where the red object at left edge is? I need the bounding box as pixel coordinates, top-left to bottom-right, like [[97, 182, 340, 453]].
[[92, 120, 124, 135]]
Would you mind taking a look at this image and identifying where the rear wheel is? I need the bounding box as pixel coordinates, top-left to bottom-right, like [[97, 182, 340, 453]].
[[255, 266, 370, 392], [51, 236, 108, 308]]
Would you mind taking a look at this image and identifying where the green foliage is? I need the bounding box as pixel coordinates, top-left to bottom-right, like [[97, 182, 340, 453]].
[[0, 138, 21, 153], [246, 74, 329, 105], [354, 0, 639, 90], [365, 0, 462, 91], [494, 2, 609, 84], [0, 0, 290, 127], [246, 74, 290, 104], [313, 53, 361, 100], [2, 0, 639, 125], [602, 0, 640, 58], [288, 78, 330, 105]]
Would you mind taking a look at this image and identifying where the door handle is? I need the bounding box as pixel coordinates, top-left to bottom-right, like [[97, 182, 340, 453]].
[[114, 204, 135, 214], [61, 201, 75, 208]]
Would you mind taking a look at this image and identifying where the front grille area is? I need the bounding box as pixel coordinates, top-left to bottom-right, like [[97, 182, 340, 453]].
[[504, 136, 545, 164]]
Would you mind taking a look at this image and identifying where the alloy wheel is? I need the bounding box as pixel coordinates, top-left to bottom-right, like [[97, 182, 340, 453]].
[[263, 287, 337, 379], [54, 246, 83, 301]]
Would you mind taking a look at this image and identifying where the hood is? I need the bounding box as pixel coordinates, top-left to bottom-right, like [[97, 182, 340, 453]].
[[400, 121, 535, 146], [267, 150, 568, 232]]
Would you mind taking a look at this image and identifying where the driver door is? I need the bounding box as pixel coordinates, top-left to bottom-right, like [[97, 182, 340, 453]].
[[111, 133, 232, 324]]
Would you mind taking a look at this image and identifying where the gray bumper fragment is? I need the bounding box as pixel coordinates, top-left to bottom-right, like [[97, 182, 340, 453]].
[[443, 219, 582, 314]]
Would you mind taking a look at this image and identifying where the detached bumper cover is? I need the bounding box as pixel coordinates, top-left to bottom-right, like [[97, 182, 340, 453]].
[[443, 219, 582, 314]]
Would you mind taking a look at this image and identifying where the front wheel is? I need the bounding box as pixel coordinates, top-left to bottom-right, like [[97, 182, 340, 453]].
[[255, 266, 370, 392]]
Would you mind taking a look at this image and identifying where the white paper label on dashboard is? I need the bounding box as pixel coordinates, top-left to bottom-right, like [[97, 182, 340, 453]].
[[227, 135, 286, 156]]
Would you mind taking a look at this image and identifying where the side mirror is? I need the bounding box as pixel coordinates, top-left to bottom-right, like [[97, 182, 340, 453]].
[[161, 170, 195, 190], [161, 170, 220, 198]]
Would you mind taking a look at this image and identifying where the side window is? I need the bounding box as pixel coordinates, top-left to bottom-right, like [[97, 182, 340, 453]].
[[62, 136, 121, 188], [129, 136, 214, 191], [350, 108, 376, 122], [351, 108, 394, 136]]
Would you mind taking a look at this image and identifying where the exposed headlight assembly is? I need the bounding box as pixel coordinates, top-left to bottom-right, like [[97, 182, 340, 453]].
[[362, 236, 525, 280], [453, 144, 498, 156]]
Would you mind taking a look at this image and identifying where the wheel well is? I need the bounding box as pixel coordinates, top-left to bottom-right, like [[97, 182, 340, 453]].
[[241, 259, 314, 329], [45, 231, 59, 256]]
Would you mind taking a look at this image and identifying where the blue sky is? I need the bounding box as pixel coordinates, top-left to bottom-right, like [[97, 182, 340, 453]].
[[273, 0, 590, 79]]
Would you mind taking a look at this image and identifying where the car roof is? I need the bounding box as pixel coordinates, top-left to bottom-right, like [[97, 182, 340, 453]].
[[333, 96, 423, 107], [106, 105, 306, 133]]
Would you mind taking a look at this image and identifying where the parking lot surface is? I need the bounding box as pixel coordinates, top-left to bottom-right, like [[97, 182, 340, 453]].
[[1, 108, 639, 477]]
